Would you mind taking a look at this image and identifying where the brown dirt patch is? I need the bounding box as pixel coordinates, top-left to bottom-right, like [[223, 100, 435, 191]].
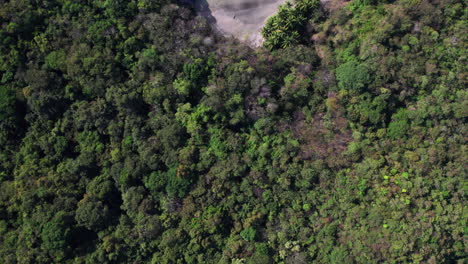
[[292, 93, 352, 168]]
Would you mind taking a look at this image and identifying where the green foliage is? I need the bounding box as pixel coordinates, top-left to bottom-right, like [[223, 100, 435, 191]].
[[173, 78, 191, 96], [77, 131, 104, 153], [262, 0, 321, 49], [387, 109, 410, 139], [240, 227, 256, 241], [0, 85, 15, 122], [45, 50, 66, 71], [335, 60, 371, 91], [75, 197, 111, 231], [173, 58, 210, 97], [208, 128, 228, 160], [103, 0, 134, 18], [41, 212, 71, 254], [280, 69, 312, 107], [176, 103, 211, 137], [144, 171, 166, 194], [145, 166, 191, 198], [0, 0, 465, 263], [165, 166, 190, 198], [183, 58, 206, 85], [348, 0, 384, 12]]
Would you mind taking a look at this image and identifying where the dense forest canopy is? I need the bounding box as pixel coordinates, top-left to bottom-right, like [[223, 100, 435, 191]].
[[0, 0, 466, 263]]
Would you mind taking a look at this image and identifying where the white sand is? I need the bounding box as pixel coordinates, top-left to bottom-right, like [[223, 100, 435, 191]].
[[193, 0, 287, 47]]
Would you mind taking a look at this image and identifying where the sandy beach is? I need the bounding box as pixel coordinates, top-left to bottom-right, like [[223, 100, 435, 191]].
[[193, 0, 287, 46]]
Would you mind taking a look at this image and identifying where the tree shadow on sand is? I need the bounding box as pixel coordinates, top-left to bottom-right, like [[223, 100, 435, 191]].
[[179, 0, 217, 24]]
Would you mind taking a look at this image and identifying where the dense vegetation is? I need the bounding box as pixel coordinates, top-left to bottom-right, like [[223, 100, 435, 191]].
[[0, 0, 466, 263]]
